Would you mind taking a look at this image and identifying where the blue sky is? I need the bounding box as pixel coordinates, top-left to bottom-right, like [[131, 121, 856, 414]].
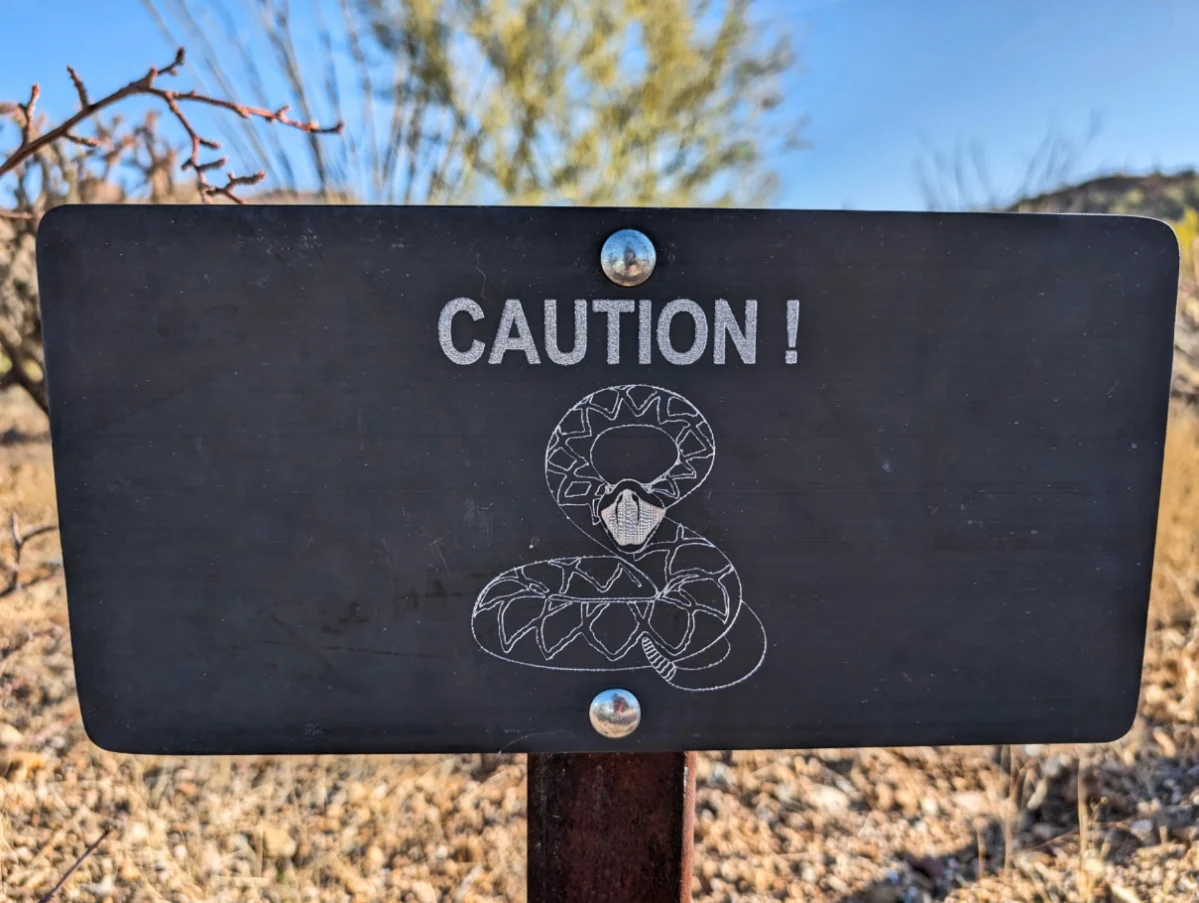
[[2, 0, 1197, 210]]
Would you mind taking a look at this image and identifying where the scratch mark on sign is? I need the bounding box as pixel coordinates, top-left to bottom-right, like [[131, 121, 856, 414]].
[[195, 437, 226, 489], [379, 536, 398, 593], [268, 613, 339, 675], [498, 729, 576, 753], [475, 252, 488, 300], [258, 639, 441, 660], [464, 496, 494, 546], [428, 536, 451, 576]]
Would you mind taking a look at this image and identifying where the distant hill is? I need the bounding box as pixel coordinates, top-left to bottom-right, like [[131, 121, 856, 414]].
[[1008, 169, 1199, 220]]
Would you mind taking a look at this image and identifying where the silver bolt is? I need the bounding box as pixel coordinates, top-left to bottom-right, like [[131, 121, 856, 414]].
[[600, 229, 656, 287], [589, 688, 642, 738]]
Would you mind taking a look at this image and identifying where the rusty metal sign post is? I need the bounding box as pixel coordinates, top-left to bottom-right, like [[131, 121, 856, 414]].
[[528, 752, 696, 903]]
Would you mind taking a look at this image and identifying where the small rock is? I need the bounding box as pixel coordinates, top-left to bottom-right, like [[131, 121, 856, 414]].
[[707, 761, 734, 788], [1044, 754, 1071, 779], [84, 875, 115, 897], [1109, 883, 1144, 903], [2, 750, 44, 781], [262, 825, 296, 859], [906, 855, 944, 880], [0, 723, 23, 746], [952, 791, 988, 815], [200, 844, 223, 876], [409, 880, 438, 903], [894, 787, 921, 816], [875, 783, 895, 811], [1026, 776, 1050, 810], [1081, 854, 1106, 880], [1129, 818, 1155, 842], [808, 784, 850, 813], [1031, 823, 1057, 841], [751, 867, 771, 891], [864, 884, 902, 903], [1152, 727, 1177, 758], [1171, 824, 1199, 843]]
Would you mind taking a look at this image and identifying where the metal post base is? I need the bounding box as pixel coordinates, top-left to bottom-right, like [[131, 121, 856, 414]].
[[527, 751, 696, 903]]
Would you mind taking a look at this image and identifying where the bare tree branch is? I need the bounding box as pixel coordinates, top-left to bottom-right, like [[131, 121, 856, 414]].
[[1, 47, 342, 202], [0, 513, 57, 598], [35, 829, 110, 903]]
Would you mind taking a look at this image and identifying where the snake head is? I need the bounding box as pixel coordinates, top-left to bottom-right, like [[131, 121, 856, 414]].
[[597, 482, 666, 548]]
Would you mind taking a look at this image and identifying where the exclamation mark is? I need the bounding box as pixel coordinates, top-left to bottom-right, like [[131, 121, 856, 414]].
[[785, 299, 800, 364]]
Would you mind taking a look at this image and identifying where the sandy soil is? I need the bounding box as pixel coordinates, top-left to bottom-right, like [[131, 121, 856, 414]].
[[0, 387, 1196, 903]]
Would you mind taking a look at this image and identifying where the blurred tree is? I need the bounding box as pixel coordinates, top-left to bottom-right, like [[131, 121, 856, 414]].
[[145, 0, 804, 206]]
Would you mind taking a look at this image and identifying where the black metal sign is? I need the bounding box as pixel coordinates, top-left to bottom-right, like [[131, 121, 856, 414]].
[[37, 206, 1178, 753]]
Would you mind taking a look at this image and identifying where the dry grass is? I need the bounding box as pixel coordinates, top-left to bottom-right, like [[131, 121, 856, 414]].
[[0, 388, 1196, 902], [1152, 406, 1199, 623]]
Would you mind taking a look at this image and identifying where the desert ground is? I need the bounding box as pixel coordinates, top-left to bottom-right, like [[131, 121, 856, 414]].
[[0, 384, 1196, 903]]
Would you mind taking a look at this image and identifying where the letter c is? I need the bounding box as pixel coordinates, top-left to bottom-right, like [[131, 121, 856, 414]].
[[438, 297, 486, 365]]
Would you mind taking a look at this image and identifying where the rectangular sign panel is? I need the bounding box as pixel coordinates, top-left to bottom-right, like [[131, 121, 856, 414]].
[[37, 206, 1178, 753]]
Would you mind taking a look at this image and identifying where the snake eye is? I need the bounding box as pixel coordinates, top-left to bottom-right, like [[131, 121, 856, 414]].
[[599, 488, 666, 548]]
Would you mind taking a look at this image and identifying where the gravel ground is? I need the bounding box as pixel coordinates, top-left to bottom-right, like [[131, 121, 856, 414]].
[[0, 388, 1196, 903]]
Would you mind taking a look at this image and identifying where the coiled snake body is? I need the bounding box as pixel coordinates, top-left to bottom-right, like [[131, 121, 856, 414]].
[[471, 384, 766, 691]]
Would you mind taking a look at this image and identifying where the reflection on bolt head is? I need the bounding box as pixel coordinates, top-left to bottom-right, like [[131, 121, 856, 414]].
[[589, 688, 642, 738], [601, 229, 656, 287]]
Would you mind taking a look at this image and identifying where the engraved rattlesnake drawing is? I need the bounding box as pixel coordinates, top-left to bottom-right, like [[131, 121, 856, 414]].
[[470, 384, 766, 692]]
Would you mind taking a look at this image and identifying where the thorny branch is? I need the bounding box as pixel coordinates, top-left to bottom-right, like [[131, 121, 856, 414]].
[[1, 47, 343, 203], [0, 513, 57, 598], [35, 829, 110, 903]]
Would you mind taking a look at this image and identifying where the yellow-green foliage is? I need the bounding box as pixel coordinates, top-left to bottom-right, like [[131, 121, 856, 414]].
[[151, 0, 801, 207], [1174, 209, 1198, 281], [355, 0, 801, 206]]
